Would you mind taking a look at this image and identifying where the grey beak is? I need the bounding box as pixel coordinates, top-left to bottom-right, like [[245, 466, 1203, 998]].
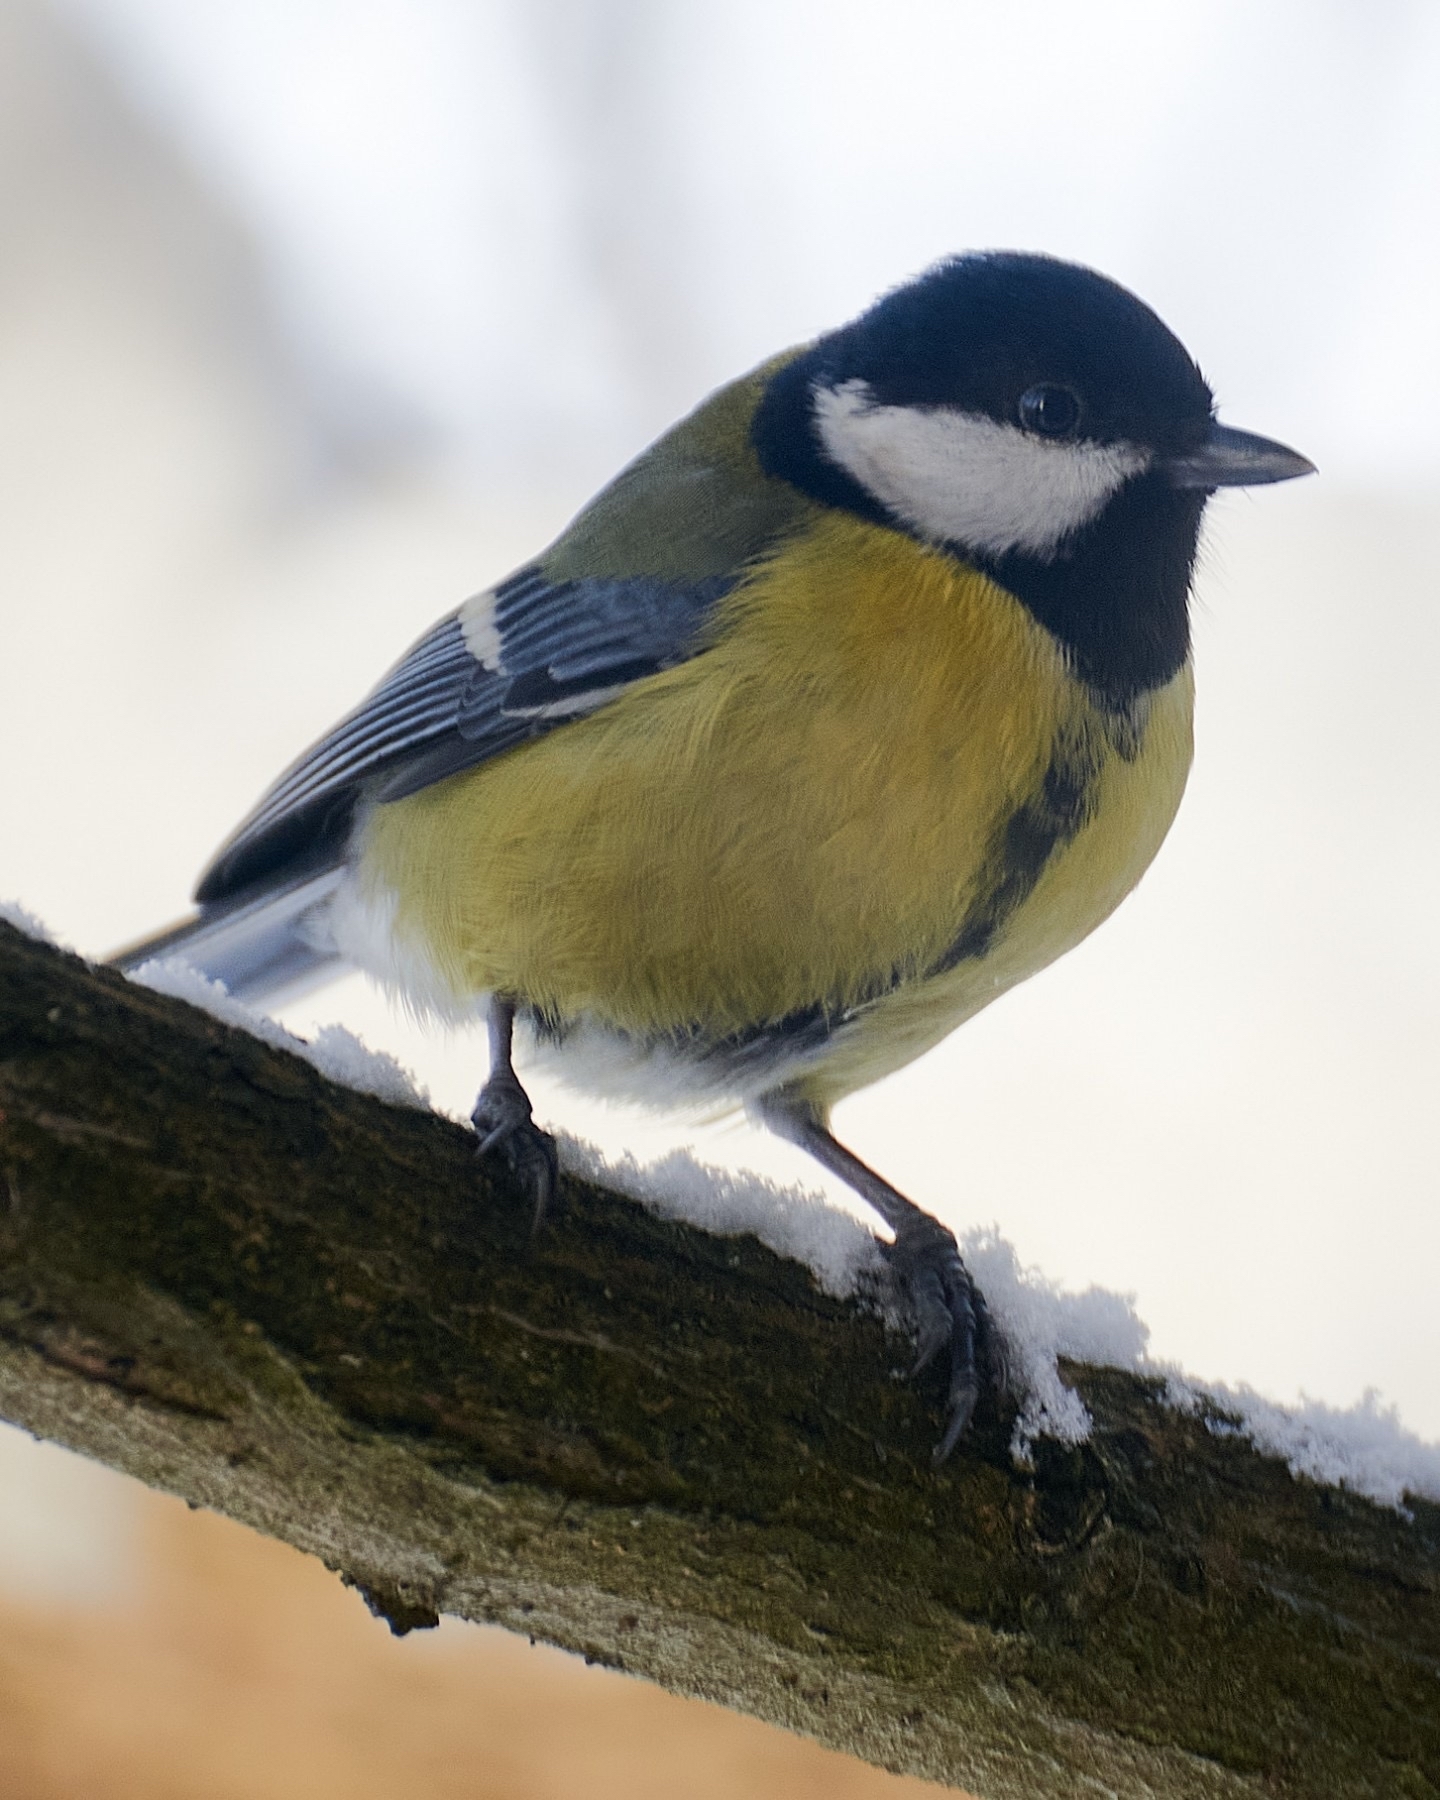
[[1165, 421, 1316, 489]]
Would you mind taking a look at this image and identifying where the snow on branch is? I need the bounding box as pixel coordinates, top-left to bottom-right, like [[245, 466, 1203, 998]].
[[0, 917, 1437, 1800]]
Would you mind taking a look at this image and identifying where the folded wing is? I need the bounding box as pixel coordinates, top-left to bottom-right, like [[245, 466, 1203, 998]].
[[195, 562, 739, 905]]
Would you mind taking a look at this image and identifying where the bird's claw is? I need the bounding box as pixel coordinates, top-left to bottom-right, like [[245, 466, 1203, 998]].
[[471, 1071, 559, 1234], [886, 1217, 1003, 1463]]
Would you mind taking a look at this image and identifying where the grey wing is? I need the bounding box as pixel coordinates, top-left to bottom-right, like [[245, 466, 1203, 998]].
[[194, 565, 734, 904]]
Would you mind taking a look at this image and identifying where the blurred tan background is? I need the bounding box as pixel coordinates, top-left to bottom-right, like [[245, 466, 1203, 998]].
[[0, 0, 1436, 1791], [0, 1435, 947, 1800]]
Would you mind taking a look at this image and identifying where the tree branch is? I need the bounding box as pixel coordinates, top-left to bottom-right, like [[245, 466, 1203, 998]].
[[0, 920, 1435, 1799]]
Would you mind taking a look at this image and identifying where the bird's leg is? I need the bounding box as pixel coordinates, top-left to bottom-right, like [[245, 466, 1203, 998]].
[[755, 1088, 1001, 1461], [471, 996, 559, 1234]]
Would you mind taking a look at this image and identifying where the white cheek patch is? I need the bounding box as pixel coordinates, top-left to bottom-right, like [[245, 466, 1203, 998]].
[[813, 378, 1150, 561]]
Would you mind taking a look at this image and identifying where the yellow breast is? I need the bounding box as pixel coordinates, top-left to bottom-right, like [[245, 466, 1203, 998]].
[[357, 512, 1193, 1104]]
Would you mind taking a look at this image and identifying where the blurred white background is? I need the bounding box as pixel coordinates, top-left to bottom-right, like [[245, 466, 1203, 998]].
[[1, 0, 1437, 1591]]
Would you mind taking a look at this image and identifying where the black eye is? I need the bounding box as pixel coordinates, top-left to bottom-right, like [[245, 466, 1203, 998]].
[[1018, 384, 1081, 438]]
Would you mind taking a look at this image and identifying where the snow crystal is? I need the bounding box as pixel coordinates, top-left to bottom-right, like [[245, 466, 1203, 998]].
[[301, 1022, 430, 1110], [0, 900, 57, 944], [958, 1230, 1147, 1456], [559, 1138, 1440, 1505], [128, 957, 426, 1109], [2, 909, 1418, 1510], [558, 1137, 884, 1300], [1165, 1376, 1440, 1511], [559, 1147, 1130, 1458]]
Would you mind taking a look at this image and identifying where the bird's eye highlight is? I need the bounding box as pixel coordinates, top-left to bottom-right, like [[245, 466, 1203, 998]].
[[1018, 384, 1081, 438]]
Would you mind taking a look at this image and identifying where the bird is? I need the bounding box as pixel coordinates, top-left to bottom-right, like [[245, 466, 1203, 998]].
[[114, 252, 1315, 1459]]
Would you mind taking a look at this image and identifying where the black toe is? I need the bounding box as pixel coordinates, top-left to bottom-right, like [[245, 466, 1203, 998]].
[[885, 1217, 998, 1462], [471, 1073, 560, 1232]]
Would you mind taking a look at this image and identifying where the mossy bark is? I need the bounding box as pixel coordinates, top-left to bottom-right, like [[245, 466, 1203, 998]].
[[0, 920, 1436, 1798]]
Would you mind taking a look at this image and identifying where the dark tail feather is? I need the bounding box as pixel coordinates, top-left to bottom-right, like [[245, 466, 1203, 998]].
[[108, 868, 350, 1005]]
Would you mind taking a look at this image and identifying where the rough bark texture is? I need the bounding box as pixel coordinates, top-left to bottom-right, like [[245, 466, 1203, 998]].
[[0, 919, 1436, 1798]]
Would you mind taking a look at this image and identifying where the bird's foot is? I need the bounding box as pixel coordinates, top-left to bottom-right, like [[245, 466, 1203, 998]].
[[470, 1069, 559, 1233], [886, 1215, 1003, 1463]]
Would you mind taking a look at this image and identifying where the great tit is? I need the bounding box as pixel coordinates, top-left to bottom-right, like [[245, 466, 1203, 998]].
[[116, 252, 1314, 1458]]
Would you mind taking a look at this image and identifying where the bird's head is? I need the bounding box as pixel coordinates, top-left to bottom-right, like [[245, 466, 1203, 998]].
[[752, 253, 1314, 699]]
